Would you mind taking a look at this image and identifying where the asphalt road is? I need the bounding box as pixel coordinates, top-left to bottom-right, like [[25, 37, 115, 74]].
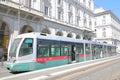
[[0, 61, 15, 79], [54, 57, 120, 80], [0, 61, 30, 79]]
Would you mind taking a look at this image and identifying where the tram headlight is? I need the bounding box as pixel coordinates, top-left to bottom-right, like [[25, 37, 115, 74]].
[[10, 64, 14, 67]]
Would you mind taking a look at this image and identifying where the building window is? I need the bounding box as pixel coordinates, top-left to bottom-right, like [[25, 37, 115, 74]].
[[76, 8, 80, 25], [68, 3, 72, 11], [1, 0, 6, 2], [44, 6, 49, 16], [102, 28, 106, 37], [94, 21, 96, 26], [21, 0, 31, 8], [58, 11, 63, 21], [83, 12, 86, 18], [89, 19, 92, 27], [58, 0, 62, 4], [102, 20, 106, 24], [33, 0, 36, 2], [68, 3, 73, 24], [76, 8, 78, 15], [95, 29, 96, 32], [76, 16, 80, 26], [84, 18, 87, 26], [88, 0, 91, 7], [83, 0, 86, 5], [68, 14, 73, 24], [102, 16, 106, 24], [103, 15, 106, 18]]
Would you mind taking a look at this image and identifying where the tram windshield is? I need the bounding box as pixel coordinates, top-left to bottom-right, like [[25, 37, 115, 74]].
[[19, 38, 33, 57], [9, 38, 22, 57]]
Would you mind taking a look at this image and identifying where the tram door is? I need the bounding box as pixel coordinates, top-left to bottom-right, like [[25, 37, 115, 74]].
[[71, 45, 76, 61]]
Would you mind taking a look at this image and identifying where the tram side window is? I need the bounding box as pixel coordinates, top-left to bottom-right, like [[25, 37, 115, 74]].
[[51, 45, 60, 56], [109, 46, 110, 52], [61, 46, 69, 56], [114, 47, 116, 54], [112, 47, 115, 53], [104, 46, 107, 53], [85, 44, 90, 53], [19, 38, 33, 57], [106, 46, 110, 53], [109, 46, 111, 53], [37, 45, 49, 57], [76, 44, 84, 54], [96, 46, 100, 54]]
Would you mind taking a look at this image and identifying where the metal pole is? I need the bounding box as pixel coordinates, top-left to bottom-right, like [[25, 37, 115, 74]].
[[90, 43, 92, 60], [84, 42, 86, 61], [18, 0, 21, 34]]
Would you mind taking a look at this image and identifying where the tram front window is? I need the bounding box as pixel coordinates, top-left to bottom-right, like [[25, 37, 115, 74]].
[[19, 38, 33, 57], [9, 38, 22, 57]]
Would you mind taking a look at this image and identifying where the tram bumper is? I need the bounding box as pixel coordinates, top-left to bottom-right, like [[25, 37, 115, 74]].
[[5, 62, 35, 72], [5, 62, 15, 71], [5, 62, 23, 72]]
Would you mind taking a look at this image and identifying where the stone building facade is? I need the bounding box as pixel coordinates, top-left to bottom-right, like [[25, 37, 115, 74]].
[[95, 8, 120, 52], [0, 0, 95, 55]]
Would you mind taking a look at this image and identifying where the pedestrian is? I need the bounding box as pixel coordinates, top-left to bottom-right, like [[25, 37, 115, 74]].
[[1, 56, 4, 66], [0, 47, 2, 60], [0, 50, 4, 66], [93, 47, 96, 59], [0, 53, 2, 60]]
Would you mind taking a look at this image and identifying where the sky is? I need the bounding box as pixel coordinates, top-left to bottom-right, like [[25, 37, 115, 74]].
[[94, 0, 120, 18]]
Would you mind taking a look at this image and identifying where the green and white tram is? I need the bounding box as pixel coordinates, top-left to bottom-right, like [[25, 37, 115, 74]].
[[5, 32, 116, 72]]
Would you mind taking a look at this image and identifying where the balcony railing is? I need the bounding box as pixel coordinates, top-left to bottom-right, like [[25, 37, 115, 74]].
[[44, 14, 85, 31]]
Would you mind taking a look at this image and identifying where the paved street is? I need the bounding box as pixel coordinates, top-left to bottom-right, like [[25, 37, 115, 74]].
[[54, 57, 120, 80], [0, 61, 14, 78]]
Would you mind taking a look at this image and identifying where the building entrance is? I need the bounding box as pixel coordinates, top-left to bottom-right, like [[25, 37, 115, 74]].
[[0, 21, 10, 60]]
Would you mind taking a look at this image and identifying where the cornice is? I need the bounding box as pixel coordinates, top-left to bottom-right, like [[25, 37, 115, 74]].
[[95, 10, 120, 24], [64, 0, 94, 16]]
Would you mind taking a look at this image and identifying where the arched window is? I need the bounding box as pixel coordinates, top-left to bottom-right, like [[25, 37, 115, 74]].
[[20, 25, 34, 34], [67, 33, 73, 38], [56, 31, 63, 36], [41, 28, 51, 34]]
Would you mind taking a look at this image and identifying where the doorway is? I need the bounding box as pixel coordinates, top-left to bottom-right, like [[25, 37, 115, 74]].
[[71, 45, 76, 61], [0, 21, 10, 60]]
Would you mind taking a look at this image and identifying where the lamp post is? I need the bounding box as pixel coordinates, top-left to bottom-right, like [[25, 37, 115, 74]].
[[18, 0, 21, 34]]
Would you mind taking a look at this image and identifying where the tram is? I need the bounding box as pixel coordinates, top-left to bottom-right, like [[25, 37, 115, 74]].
[[5, 32, 116, 72]]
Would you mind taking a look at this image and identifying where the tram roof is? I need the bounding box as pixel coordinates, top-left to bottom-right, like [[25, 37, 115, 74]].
[[91, 41, 115, 46], [16, 32, 115, 46], [16, 32, 87, 43]]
